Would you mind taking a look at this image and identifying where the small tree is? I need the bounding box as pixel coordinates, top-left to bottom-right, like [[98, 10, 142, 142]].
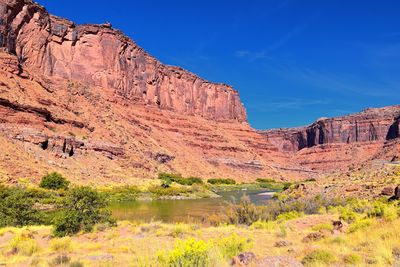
[[40, 172, 70, 190], [0, 185, 43, 227], [53, 186, 115, 237]]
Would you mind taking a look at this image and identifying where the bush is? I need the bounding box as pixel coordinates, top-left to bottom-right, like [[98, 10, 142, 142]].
[[256, 178, 276, 183], [40, 172, 70, 190], [275, 211, 301, 221], [0, 185, 44, 227], [227, 195, 265, 225], [53, 186, 115, 237], [158, 173, 203, 186], [9, 233, 41, 256], [302, 249, 335, 266], [343, 253, 362, 265], [348, 218, 372, 233], [158, 238, 211, 267], [216, 233, 249, 259], [207, 178, 236, 185]]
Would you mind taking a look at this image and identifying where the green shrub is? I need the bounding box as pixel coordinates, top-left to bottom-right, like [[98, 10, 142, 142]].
[[302, 249, 335, 266], [0, 185, 44, 227], [158, 173, 203, 186], [158, 238, 211, 267], [343, 253, 362, 265], [40, 172, 70, 190], [227, 195, 265, 225], [53, 186, 115, 237], [9, 233, 41, 256], [348, 218, 372, 233], [382, 205, 398, 222], [256, 178, 276, 183], [216, 233, 248, 259], [250, 220, 278, 231], [207, 178, 236, 185], [275, 211, 301, 221]]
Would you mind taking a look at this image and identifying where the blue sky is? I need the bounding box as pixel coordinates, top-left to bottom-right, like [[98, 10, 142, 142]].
[[37, 0, 400, 129]]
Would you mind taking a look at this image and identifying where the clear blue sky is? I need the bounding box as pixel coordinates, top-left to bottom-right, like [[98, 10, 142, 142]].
[[37, 0, 400, 129]]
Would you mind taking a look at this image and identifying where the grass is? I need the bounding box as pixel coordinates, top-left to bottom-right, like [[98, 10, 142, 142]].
[[0, 210, 398, 266]]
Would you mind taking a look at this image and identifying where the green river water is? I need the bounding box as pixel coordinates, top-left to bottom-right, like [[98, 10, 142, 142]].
[[110, 190, 274, 223]]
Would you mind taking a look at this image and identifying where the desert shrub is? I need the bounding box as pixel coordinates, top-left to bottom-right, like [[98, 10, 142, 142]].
[[348, 218, 372, 233], [302, 249, 335, 266], [216, 233, 249, 259], [158, 238, 211, 267], [174, 177, 203, 186], [9, 232, 41, 256], [275, 211, 301, 221], [250, 220, 278, 231], [256, 178, 276, 183], [49, 254, 70, 266], [148, 185, 192, 197], [227, 195, 265, 225], [158, 173, 203, 186], [69, 261, 84, 267], [382, 205, 398, 221], [207, 178, 236, 185], [338, 206, 360, 223], [343, 253, 362, 265], [103, 186, 140, 201], [40, 172, 70, 190], [0, 185, 44, 227], [53, 186, 115, 237], [50, 237, 72, 252]]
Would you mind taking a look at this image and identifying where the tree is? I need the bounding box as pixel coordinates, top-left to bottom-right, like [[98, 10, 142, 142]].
[[0, 185, 43, 227], [53, 186, 115, 237], [39, 172, 70, 190]]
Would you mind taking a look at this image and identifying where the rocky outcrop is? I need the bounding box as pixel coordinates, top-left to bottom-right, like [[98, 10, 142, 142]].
[[262, 106, 400, 153], [0, 0, 246, 122]]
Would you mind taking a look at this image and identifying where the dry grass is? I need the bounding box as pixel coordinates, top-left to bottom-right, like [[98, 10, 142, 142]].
[[0, 213, 399, 266]]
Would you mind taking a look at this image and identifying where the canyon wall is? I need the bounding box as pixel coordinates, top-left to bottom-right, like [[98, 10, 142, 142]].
[[0, 0, 246, 122], [262, 106, 400, 153]]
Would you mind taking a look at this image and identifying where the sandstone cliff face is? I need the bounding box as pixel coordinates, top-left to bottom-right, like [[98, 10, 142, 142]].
[[0, 0, 246, 122], [262, 106, 400, 153]]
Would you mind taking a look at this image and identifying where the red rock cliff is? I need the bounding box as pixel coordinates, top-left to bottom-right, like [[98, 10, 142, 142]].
[[261, 106, 400, 153], [0, 0, 246, 122]]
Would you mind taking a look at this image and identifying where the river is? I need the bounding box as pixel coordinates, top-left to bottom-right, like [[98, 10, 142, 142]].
[[110, 189, 274, 223]]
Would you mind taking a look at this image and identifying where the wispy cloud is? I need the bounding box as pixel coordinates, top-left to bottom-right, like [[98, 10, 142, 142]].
[[267, 63, 400, 99], [252, 97, 329, 112], [235, 22, 308, 61]]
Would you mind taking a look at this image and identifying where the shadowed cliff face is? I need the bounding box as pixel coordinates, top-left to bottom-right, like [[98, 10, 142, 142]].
[[261, 106, 400, 153], [0, 0, 246, 122]]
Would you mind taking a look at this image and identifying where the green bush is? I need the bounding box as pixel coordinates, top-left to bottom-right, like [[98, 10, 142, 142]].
[[348, 218, 372, 233], [302, 249, 335, 266], [227, 195, 265, 225], [207, 178, 236, 185], [256, 178, 276, 183], [216, 233, 248, 259], [158, 173, 203, 186], [275, 211, 301, 221], [39, 172, 70, 190], [158, 238, 211, 267], [53, 186, 115, 237], [0, 185, 44, 227]]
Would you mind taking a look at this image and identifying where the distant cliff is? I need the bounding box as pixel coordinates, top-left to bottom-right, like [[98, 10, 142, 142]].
[[0, 0, 246, 122], [261, 106, 400, 153]]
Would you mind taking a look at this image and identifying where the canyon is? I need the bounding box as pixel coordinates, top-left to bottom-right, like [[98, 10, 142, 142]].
[[0, 0, 399, 185]]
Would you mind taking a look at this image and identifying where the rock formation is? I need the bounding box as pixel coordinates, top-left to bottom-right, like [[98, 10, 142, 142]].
[[0, 0, 246, 122], [261, 106, 400, 172], [262, 106, 400, 153]]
